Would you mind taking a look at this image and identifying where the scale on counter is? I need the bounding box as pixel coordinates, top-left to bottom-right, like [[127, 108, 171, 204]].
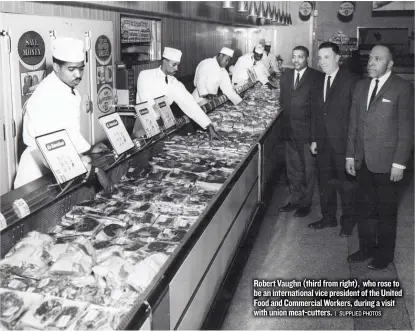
[[35, 129, 87, 197], [134, 101, 161, 138], [99, 112, 135, 166], [154, 95, 176, 130]]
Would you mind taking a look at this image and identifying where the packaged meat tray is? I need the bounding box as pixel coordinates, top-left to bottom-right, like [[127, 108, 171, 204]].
[[157, 228, 188, 243], [127, 211, 158, 226], [17, 296, 88, 330], [0, 289, 44, 330], [153, 214, 176, 227], [126, 253, 169, 293], [143, 241, 178, 255], [127, 225, 162, 242], [0, 267, 38, 293], [94, 223, 126, 242], [173, 215, 199, 229], [71, 304, 126, 330]]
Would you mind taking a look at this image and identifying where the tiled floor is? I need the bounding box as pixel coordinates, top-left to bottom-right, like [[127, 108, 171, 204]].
[[222, 174, 414, 330]]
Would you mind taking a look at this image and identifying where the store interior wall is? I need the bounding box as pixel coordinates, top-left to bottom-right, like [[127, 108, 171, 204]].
[[312, 1, 415, 67], [0, 1, 310, 78]]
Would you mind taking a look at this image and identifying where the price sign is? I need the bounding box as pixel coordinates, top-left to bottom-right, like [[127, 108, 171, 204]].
[[154, 96, 176, 129], [35, 130, 87, 185], [12, 198, 30, 219], [99, 113, 135, 156], [134, 101, 161, 138]]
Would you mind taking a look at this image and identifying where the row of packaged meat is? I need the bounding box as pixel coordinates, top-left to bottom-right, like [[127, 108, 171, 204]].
[[0, 84, 281, 330]]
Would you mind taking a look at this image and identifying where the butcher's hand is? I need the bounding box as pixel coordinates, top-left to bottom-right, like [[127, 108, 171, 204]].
[[207, 125, 224, 141], [91, 142, 110, 154], [310, 142, 317, 155], [345, 159, 356, 176], [390, 166, 404, 182], [237, 100, 249, 108], [96, 168, 115, 194], [81, 155, 93, 175]]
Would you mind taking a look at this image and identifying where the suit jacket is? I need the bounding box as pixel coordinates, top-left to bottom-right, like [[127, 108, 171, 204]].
[[279, 67, 323, 145], [311, 68, 358, 155], [346, 73, 414, 173]]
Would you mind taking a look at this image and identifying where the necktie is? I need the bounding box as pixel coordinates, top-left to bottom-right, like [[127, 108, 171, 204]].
[[369, 79, 379, 107], [165, 76, 168, 84], [294, 73, 300, 90], [70, 87, 76, 96], [325, 75, 331, 102]]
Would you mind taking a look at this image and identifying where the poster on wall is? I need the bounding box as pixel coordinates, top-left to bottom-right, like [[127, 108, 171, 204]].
[[17, 31, 47, 106], [372, 1, 414, 15], [95, 35, 114, 114], [121, 16, 152, 43]]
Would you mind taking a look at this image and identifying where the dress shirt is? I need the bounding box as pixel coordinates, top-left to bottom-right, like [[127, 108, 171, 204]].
[[346, 70, 404, 169], [232, 53, 269, 87], [192, 57, 242, 105], [293, 67, 307, 89], [136, 67, 212, 130], [323, 66, 339, 102], [366, 70, 392, 110]]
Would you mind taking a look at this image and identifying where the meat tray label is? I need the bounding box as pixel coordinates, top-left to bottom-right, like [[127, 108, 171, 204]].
[[46, 139, 66, 151]]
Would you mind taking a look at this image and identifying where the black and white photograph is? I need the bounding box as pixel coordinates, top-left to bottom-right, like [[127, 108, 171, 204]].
[[0, 1, 413, 330]]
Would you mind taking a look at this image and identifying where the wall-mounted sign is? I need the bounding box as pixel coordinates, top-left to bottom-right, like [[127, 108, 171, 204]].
[[339, 1, 355, 17], [99, 113, 135, 155], [121, 16, 152, 43], [17, 31, 45, 66], [35, 130, 87, 185], [97, 85, 114, 113], [299, 1, 313, 17], [95, 35, 112, 63]]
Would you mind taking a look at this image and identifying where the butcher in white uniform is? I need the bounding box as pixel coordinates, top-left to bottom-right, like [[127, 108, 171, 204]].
[[14, 37, 112, 190], [192, 47, 246, 106], [261, 41, 277, 74], [136, 47, 222, 140], [231, 45, 270, 87]]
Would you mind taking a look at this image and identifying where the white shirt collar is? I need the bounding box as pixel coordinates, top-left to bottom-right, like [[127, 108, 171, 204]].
[[325, 66, 339, 80], [294, 67, 307, 80], [372, 70, 392, 86]]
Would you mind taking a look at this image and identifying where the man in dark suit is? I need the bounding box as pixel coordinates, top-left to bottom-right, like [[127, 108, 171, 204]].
[[346, 45, 414, 270], [279, 46, 323, 217], [309, 42, 358, 235]]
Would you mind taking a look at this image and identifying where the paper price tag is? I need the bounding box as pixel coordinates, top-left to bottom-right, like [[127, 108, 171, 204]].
[[154, 96, 176, 129], [0, 212, 7, 230], [13, 198, 31, 219]]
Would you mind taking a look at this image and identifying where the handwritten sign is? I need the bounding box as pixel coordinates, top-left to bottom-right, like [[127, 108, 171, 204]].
[[35, 130, 87, 185], [121, 16, 152, 43], [99, 113, 135, 155]]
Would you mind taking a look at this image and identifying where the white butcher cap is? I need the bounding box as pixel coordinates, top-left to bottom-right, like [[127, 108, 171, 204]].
[[52, 37, 85, 63], [254, 44, 264, 54], [265, 41, 272, 46], [163, 47, 182, 62], [220, 47, 234, 57]]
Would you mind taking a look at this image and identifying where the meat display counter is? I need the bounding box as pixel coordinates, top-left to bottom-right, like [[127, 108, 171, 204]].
[[0, 81, 285, 330]]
